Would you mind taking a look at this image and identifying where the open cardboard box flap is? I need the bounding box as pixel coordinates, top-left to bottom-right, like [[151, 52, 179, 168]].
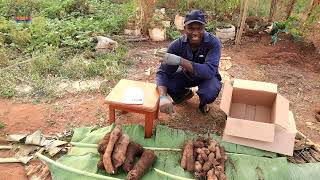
[[220, 79, 296, 155], [223, 111, 297, 156], [224, 118, 275, 142]]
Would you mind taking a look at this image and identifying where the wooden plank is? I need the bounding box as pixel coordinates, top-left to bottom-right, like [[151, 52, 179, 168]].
[[269, 0, 278, 22], [235, 0, 249, 45]]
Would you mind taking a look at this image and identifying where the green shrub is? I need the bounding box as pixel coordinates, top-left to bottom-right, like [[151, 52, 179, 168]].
[[30, 46, 63, 76], [166, 26, 181, 40]]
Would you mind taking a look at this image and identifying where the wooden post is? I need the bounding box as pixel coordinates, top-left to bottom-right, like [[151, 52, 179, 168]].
[[235, 0, 249, 45], [301, 0, 317, 22], [286, 0, 297, 19], [254, 0, 260, 17], [269, 0, 278, 22], [237, 0, 244, 28]]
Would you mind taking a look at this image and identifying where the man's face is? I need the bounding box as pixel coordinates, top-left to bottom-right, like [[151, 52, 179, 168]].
[[185, 22, 205, 45]]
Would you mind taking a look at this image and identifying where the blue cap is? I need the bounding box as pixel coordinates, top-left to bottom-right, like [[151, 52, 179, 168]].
[[184, 10, 206, 25]]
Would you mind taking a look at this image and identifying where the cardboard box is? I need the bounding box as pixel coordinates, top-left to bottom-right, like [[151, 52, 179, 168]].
[[220, 79, 297, 156]]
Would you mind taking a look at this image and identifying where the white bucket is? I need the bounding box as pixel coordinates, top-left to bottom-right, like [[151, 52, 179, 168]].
[[149, 28, 166, 41]]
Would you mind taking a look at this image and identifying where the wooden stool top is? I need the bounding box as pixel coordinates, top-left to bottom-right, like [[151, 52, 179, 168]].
[[105, 79, 159, 112]]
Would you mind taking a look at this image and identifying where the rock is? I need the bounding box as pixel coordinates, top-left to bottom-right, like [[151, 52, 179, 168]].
[[15, 84, 33, 94], [306, 122, 313, 126], [95, 36, 118, 53], [174, 14, 185, 30], [124, 29, 141, 36]]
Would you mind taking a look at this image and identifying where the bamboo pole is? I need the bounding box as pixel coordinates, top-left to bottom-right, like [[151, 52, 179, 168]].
[[235, 0, 249, 45], [70, 142, 182, 151], [36, 152, 123, 180]]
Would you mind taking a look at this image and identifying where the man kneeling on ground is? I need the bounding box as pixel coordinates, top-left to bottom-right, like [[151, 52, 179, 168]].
[[156, 10, 222, 114]]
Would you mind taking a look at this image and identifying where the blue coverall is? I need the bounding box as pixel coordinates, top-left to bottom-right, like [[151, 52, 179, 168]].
[[156, 31, 222, 107]]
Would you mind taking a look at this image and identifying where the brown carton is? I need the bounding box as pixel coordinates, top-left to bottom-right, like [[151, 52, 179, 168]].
[[220, 79, 297, 156]]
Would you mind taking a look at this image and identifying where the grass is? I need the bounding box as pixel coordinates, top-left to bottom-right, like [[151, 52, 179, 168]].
[[0, 121, 5, 129], [0, 0, 135, 99]]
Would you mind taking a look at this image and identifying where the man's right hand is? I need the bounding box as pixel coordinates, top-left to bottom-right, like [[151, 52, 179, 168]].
[[159, 95, 173, 114]]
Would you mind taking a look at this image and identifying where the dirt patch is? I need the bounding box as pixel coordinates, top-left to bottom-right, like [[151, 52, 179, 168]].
[[0, 150, 28, 180]]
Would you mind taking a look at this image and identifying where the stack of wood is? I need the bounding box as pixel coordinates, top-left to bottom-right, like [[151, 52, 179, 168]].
[[287, 131, 320, 163], [181, 137, 227, 180], [97, 125, 156, 180]]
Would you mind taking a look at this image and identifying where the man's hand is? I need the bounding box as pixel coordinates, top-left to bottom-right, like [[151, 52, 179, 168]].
[[160, 53, 181, 65], [159, 95, 174, 114], [154, 49, 181, 66]]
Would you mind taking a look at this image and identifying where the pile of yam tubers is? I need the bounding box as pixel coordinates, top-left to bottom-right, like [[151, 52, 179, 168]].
[[97, 125, 156, 180], [181, 137, 228, 180]]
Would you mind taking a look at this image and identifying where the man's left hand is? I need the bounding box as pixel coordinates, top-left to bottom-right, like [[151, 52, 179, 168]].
[[160, 53, 181, 65]]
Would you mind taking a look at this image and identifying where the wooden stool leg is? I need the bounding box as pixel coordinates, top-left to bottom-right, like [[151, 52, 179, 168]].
[[154, 105, 159, 120], [145, 112, 154, 138], [121, 110, 128, 115], [109, 105, 116, 123]]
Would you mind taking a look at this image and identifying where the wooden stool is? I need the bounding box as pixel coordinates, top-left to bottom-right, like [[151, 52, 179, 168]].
[[105, 79, 159, 138]]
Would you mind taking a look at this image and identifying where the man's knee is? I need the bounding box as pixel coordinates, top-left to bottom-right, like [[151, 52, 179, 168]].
[[200, 87, 221, 104], [198, 79, 222, 104]]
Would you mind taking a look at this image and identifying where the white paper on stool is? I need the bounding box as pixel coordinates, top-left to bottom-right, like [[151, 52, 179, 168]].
[[122, 87, 144, 104]]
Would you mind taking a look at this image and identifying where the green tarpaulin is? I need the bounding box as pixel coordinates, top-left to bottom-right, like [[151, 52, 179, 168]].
[[42, 124, 320, 180]]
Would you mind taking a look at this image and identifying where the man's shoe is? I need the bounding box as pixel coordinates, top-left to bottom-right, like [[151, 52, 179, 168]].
[[172, 89, 194, 104], [199, 104, 211, 114]]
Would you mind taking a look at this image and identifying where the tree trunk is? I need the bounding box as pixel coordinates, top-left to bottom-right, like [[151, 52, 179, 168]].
[[286, 0, 296, 19], [235, 0, 249, 45], [137, 0, 157, 35], [269, 0, 278, 22]]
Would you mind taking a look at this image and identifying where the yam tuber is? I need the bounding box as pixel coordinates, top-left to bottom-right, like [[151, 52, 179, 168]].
[[181, 140, 194, 171], [208, 153, 215, 162], [103, 125, 122, 174], [219, 146, 227, 173], [207, 169, 218, 180], [185, 141, 195, 172], [123, 142, 144, 173], [194, 140, 205, 148], [194, 172, 206, 180], [219, 172, 227, 180], [181, 143, 188, 169], [127, 150, 156, 180], [215, 146, 221, 160], [202, 161, 212, 172], [194, 161, 202, 172], [197, 154, 205, 164], [208, 138, 217, 152], [214, 170, 220, 176], [112, 134, 130, 169], [197, 148, 208, 162], [202, 147, 210, 155], [216, 166, 223, 172], [97, 133, 110, 154], [97, 160, 105, 170]]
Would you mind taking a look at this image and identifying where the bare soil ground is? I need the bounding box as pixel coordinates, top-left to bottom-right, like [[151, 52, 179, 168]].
[[0, 34, 320, 179]]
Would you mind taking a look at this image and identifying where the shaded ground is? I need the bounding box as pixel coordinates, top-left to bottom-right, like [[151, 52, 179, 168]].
[[0, 34, 320, 179]]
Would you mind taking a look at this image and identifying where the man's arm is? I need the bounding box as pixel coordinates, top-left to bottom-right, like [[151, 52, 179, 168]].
[[180, 58, 194, 74], [157, 86, 167, 96]]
